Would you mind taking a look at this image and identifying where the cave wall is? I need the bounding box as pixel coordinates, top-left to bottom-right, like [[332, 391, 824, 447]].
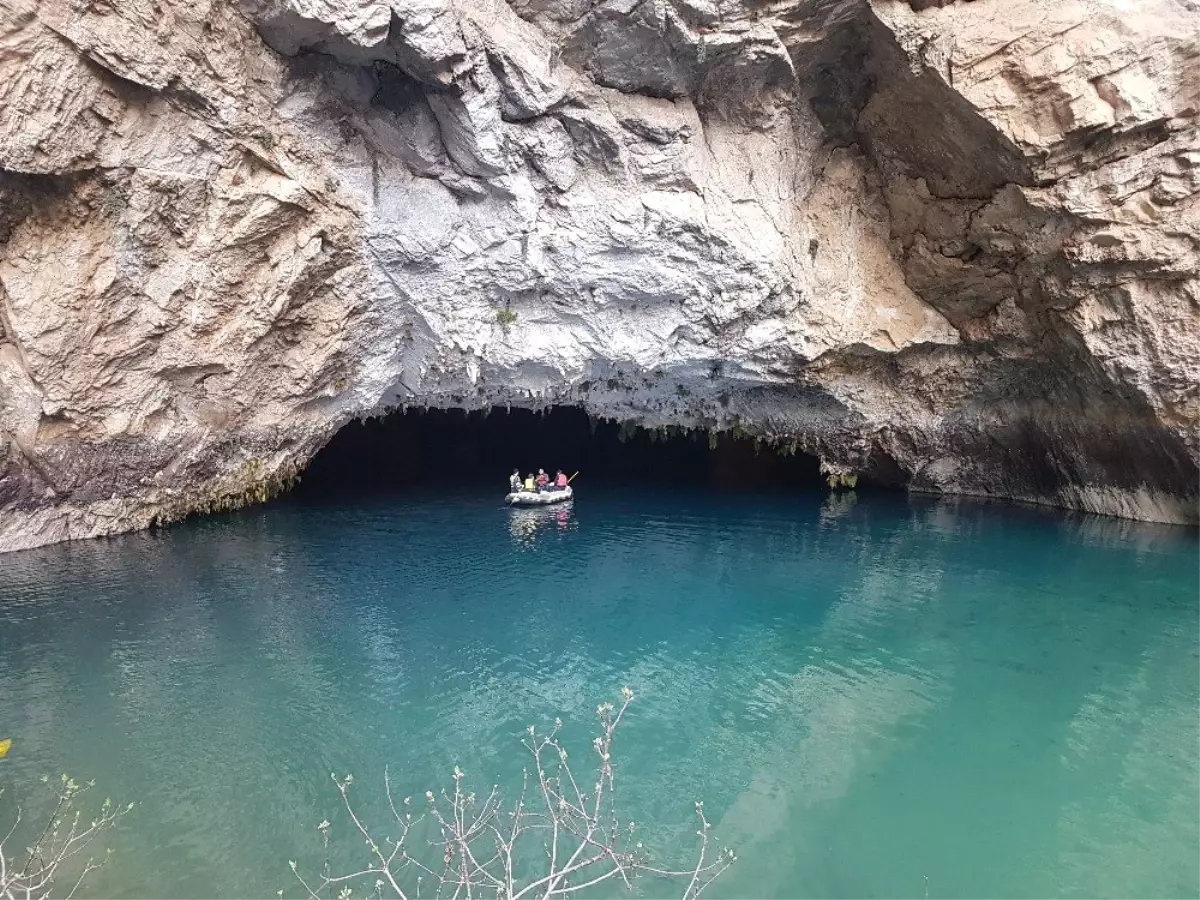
[[0, 0, 1196, 552]]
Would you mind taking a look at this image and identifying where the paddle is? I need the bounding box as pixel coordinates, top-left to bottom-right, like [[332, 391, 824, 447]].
[[567, 471, 579, 484]]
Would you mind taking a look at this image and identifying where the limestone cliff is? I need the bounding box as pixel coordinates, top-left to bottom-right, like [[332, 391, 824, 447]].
[[0, 0, 1196, 552]]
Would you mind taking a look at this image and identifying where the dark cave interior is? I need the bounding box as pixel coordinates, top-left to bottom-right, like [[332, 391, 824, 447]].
[[294, 406, 828, 496]]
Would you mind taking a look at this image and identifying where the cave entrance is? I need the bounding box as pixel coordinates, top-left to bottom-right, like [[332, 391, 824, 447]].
[[293, 406, 825, 497]]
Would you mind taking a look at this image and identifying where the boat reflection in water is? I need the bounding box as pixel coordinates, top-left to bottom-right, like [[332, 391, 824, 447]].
[[507, 501, 576, 548]]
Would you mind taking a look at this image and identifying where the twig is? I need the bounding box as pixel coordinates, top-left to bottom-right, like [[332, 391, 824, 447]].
[[294, 691, 735, 900]]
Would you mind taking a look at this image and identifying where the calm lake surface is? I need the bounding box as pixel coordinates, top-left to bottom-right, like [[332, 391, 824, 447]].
[[1, 488, 1197, 898]]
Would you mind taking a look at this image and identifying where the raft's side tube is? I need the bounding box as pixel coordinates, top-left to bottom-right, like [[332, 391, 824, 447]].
[[505, 487, 573, 506]]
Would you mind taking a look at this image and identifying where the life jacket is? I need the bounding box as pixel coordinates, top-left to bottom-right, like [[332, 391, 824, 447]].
[[536, 472, 548, 485], [524, 477, 535, 491], [555, 473, 568, 488]]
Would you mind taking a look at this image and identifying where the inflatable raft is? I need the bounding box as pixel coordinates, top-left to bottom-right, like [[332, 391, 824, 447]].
[[505, 486, 573, 506]]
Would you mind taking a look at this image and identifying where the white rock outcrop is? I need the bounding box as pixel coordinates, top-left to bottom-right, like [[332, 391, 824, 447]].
[[0, 0, 1196, 551]]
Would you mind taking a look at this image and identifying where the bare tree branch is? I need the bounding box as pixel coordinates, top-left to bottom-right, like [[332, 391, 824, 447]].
[[291, 691, 735, 900], [0, 776, 133, 900]]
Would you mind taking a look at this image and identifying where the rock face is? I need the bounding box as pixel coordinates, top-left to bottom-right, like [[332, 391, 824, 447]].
[[0, 0, 1196, 551]]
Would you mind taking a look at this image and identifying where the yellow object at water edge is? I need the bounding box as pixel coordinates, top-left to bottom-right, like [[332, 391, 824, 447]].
[[0, 738, 11, 759]]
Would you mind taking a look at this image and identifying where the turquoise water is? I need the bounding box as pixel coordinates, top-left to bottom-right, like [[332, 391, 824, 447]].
[[0, 488, 1197, 898]]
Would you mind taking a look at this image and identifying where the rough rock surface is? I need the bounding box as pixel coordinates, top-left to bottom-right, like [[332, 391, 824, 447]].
[[0, 0, 1196, 552]]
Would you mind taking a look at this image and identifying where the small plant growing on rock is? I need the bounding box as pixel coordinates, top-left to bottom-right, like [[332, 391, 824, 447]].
[[290, 690, 735, 900], [99, 186, 127, 216], [496, 308, 518, 329], [252, 128, 277, 150]]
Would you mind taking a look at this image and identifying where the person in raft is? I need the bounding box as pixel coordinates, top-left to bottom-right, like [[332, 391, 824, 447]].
[[524, 473, 536, 492], [554, 470, 568, 490], [536, 469, 549, 491], [510, 468, 522, 492]]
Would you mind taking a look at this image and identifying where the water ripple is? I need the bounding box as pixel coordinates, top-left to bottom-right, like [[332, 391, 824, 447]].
[[0, 488, 1195, 899]]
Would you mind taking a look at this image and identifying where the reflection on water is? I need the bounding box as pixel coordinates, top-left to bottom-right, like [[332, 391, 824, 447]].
[[507, 502, 576, 547], [0, 488, 1196, 899]]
